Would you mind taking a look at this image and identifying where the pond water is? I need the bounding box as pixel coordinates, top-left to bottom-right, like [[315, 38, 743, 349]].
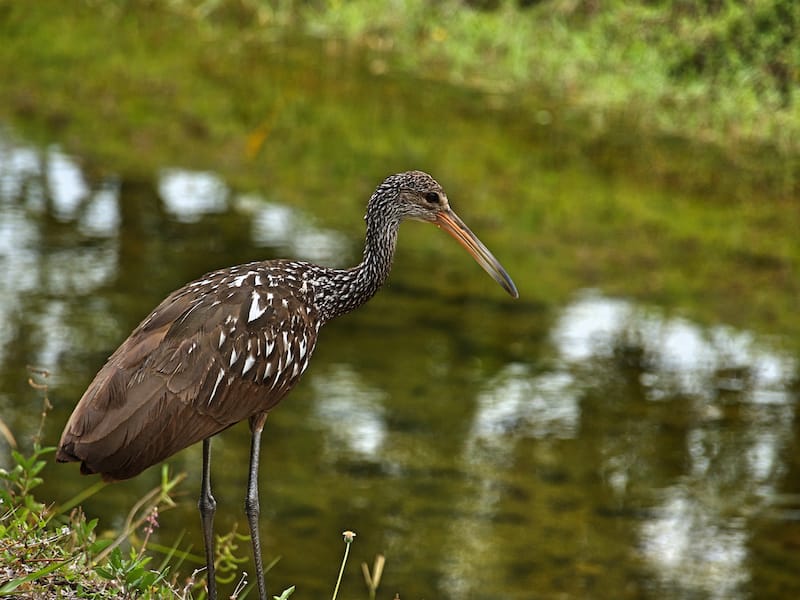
[[1, 57, 800, 599]]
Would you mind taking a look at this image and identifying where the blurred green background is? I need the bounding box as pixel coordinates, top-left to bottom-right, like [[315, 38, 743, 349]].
[[1, 1, 799, 598]]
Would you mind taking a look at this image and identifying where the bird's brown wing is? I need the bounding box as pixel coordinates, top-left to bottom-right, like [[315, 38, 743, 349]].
[[57, 271, 319, 481]]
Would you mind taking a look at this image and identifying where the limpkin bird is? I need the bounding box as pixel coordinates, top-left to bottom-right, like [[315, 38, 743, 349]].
[[57, 170, 517, 600]]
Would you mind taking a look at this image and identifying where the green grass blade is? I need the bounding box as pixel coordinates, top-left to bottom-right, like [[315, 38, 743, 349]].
[[0, 559, 68, 595]]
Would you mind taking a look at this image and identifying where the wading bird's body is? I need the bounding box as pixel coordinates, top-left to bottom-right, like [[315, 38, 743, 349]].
[[57, 171, 517, 600]]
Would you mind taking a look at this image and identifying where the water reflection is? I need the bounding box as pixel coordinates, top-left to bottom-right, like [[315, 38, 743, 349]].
[[0, 134, 347, 378], [48, 149, 90, 219], [79, 182, 121, 237], [248, 198, 349, 264], [471, 364, 579, 444], [311, 363, 387, 458], [157, 167, 349, 263], [0, 140, 39, 201], [429, 290, 798, 598], [441, 363, 581, 597], [2, 129, 799, 599], [0, 139, 120, 380], [553, 289, 796, 403], [642, 489, 750, 598], [551, 290, 796, 598], [159, 169, 228, 223]]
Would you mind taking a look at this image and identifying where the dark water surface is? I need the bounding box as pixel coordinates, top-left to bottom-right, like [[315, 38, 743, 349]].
[[2, 58, 800, 598]]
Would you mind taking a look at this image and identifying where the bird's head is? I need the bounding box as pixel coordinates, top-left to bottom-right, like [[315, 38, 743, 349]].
[[371, 170, 518, 299]]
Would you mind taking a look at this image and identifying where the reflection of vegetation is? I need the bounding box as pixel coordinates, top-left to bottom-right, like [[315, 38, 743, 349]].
[[0, 0, 798, 342], [291, 0, 799, 153]]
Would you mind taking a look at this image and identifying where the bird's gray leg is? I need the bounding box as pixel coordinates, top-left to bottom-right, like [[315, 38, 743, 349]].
[[199, 437, 217, 600], [246, 412, 269, 600]]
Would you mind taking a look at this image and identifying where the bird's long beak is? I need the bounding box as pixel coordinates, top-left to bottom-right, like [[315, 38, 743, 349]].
[[435, 209, 519, 298]]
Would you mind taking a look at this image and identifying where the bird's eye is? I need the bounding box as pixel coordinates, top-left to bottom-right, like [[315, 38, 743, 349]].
[[424, 191, 440, 204]]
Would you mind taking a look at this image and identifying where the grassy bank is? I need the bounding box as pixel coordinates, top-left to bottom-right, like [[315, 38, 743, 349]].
[[288, 0, 800, 156], [174, 0, 800, 179], [0, 374, 294, 599], [0, 0, 798, 194], [0, 443, 193, 599], [0, 436, 359, 599], [0, 378, 195, 599], [0, 382, 311, 600]]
